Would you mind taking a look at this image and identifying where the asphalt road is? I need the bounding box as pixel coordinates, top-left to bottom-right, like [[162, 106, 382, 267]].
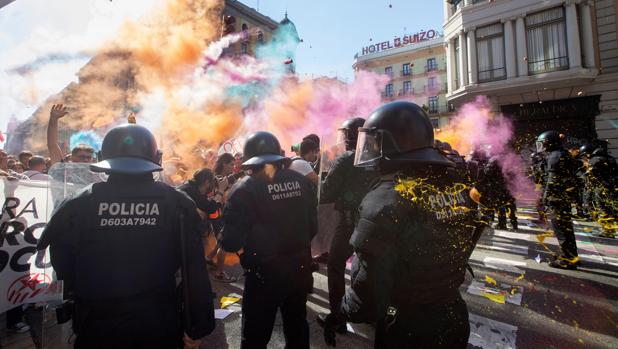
[[2, 208, 617, 349]]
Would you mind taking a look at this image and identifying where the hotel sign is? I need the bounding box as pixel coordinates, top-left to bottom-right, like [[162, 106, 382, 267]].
[[360, 29, 440, 56]]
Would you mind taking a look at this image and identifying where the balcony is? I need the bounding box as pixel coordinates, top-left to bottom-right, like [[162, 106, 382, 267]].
[[400, 70, 412, 77], [478, 67, 506, 83], [398, 89, 414, 97], [425, 65, 441, 73], [423, 83, 448, 94], [381, 91, 395, 100], [528, 56, 569, 75], [426, 103, 456, 114]]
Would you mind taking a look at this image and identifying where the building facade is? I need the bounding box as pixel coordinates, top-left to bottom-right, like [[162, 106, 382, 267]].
[[353, 32, 455, 128], [222, 0, 279, 56], [444, 0, 618, 154]]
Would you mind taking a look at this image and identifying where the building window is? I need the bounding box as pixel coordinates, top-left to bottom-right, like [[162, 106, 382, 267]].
[[426, 58, 438, 72], [450, 0, 462, 14], [257, 31, 264, 45], [476, 23, 506, 82], [403, 80, 412, 95], [385, 83, 394, 98], [428, 77, 437, 91], [431, 118, 439, 129], [526, 7, 568, 74], [240, 42, 248, 54], [402, 63, 411, 76], [428, 96, 439, 113], [385, 66, 393, 78]]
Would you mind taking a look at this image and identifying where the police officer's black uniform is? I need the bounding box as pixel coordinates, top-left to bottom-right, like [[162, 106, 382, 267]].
[[580, 144, 617, 238], [317, 118, 378, 331], [323, 102, 480, 348], [466, 149, 488, 185], [37, 125, 215, 348], [530, 150, 548, 224], [221, 131, 318, 349], [479, 156, 518, 230], [537, 131, 580, 269]]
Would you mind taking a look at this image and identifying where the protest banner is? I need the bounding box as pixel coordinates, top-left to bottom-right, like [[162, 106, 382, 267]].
[[1, 178, 62, 313]]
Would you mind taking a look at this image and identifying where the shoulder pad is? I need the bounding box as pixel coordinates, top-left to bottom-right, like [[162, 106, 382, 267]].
[[350, 184, 401, 255]]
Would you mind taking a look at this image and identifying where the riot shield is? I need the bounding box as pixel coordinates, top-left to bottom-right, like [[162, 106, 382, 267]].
[[312, 136, 346, 258]]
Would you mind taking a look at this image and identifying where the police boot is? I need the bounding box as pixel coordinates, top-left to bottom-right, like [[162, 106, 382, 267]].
[[317, 314, 347, 334], [548, 259, 577, 270]]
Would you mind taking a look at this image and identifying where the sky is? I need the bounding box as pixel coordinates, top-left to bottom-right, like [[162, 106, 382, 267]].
[[0, 0, 444, 137]]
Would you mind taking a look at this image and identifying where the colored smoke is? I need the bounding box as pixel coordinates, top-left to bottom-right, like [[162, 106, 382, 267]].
[[437, 96, 537, 201], [13, 0, 388, 180]]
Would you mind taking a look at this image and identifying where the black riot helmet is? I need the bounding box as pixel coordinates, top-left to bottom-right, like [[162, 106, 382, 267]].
[[241, 131, 285, 167], [578, 143, 596, 158], [354, 101, 453, 168], [536, 130, 562, 153], [337, 117, 365, 151], [90, 124, 162, 174]]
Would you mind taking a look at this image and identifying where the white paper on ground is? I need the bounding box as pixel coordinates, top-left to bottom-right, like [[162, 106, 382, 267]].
[[468, 313, 517, 349], [467, 280, 523, 306], [215, 309, 234, 320]]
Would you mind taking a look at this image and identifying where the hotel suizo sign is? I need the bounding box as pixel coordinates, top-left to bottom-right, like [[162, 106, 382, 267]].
[[360, 29, 440, 56]]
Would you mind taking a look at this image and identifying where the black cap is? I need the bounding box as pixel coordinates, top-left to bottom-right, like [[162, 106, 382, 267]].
[[365, 101, 453, 166], [241, 131, 285, 166], [90, 124, 162, 174]]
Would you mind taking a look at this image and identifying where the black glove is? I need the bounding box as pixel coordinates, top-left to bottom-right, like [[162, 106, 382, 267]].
[[323, 313, 338, 347]]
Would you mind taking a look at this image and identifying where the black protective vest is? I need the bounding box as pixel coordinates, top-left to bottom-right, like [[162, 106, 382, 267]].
[[352, 168, 478, 306], [223, 168, 318, 287], [73, 179, 184, 300]]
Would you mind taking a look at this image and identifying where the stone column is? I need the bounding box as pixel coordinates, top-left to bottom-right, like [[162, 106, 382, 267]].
[[503, 18, 517, 78], [467, 28, 478, 84], [444, 2, 451, 20], [565, 1, 582, 69], [450, 38, 459, 90], [446, 40, 454, 93], [580, 1, 596, 68], [458, 31, 469, 87], [516, 14, 528, 76]]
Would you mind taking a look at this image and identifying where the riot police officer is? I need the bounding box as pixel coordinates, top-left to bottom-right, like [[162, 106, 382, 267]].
[[536, 131, 580, 269], [579, 142, 617, 238], [479, 155, 518, 230], [317, 117, 378, 333], [323, 102, 480, 348], [37, 124, 215, 349], [221, 131, 318, 349]]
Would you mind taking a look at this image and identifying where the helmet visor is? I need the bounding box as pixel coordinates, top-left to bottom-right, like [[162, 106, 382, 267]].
[[535, 141, 545, 153], [354, 128, 383, 167]]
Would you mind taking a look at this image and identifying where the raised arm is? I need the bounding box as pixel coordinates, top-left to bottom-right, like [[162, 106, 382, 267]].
[[47, 104, 68, 165]]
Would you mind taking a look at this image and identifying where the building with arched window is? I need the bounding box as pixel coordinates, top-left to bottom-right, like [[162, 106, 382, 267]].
[[222, 0, 280, 57]]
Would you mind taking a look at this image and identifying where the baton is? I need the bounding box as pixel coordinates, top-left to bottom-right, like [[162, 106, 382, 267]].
[[179, 212, 192, 333]]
